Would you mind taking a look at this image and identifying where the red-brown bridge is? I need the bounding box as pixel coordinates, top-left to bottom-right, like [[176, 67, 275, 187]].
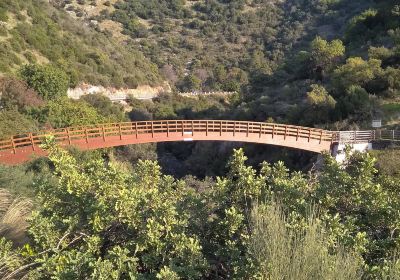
[[0, 120, 332, 165], [0, 120, 398, 165]]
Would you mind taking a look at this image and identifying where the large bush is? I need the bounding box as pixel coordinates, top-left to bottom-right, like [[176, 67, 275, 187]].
[[20, 64, 69, 101]]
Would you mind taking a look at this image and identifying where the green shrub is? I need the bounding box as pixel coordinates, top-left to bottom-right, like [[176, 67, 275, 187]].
[[20, 64, 69, 100]]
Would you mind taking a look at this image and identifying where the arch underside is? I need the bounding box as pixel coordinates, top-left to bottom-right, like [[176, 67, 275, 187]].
[[0, 131, 332, 165]]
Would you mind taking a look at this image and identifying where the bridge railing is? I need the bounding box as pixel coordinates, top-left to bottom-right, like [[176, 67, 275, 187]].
[[333, 130, 400, 144], [0, 120, 332, 154]]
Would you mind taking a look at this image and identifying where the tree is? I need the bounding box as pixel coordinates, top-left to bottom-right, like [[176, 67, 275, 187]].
[[304, 84, 336, 124], [309, 36, 345, 79], [182, 74, 201, 91], [80, 94, 127, 122], [307, 84, 336, 108], [44, 98, 104, 128], [336, 85, 371, 120], [20, 64, 69, 100], [333, 57, 383, 90], [6, 139, 207, 279]]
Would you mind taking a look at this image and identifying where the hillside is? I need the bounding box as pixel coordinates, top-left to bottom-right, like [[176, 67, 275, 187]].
[[53, 0, 400, 129], [0, 0, 161, 87], [54, 0, 371, 86]]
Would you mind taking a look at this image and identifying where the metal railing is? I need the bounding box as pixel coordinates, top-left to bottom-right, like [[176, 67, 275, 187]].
[[333, 130, 400, 144]]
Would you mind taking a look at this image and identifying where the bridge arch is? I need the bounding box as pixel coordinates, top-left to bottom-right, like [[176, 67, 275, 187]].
[[0, 120, 334, 165]]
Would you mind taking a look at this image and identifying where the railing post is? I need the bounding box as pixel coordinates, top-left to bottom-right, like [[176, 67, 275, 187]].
[[85, 128, 89, 143], [220, 121, 222, 136], [320, 130, 323, 144], [102, 126, 106, 142], [206, 121, 208, 136], [135, 122, 138, 139], [151, 122, 154, 138], [192, 121, 194, 136], [354, 131, 357, 143], [11, 137, 16, 154], [182, 121, 184, 136], [29, 133, 35, 151], [167, 121, 169, 137], [247, 122, 249, 137], [393, 130, 395, 140], [118, 124, 122, 140], [296, 127, 299, 141], [308, 128, 311, 142], [272, 124, 275, 139], [284, 126, 287, 140], [66, 129, 71, 145], [259, 123, 262, 138], [233, 122, 236, 137]]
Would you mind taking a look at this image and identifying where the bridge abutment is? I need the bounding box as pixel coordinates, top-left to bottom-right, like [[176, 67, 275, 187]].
[[331, 143, 373, 164]]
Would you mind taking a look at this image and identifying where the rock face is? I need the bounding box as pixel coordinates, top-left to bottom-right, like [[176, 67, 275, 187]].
[[68, 83, 171, 101]]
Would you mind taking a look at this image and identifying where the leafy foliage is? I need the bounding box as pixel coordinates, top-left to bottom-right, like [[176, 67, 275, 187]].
[[20, 64, 70, 100], [43, 98, 105, 128], [0, 146, 398, 278]]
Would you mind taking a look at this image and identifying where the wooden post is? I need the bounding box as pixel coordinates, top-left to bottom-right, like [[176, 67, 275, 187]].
[[85, 128, 89, 143], [167, 121, 169, 137], [66, 129, 71, 145], [29, 133, 35, 151], [284, 126, 287, 140], [206, 121, 208, 136], [308, 128, 311, 142], [102, 126, 106, 142], [135, 122, 138, 139], [118, 124, 122, 140], [259, 123, 262, 138], [320, 130, 323, 144], [233, 122, 236, 137], [247, 122, 249, 137], [272, 125, 275, 139], [11, 137, 16, 154], [182, 121, 184, 136], [220, 121, 222, 136], [151, 122, 154, 138], [354, 131, 357, 143], [296, 127, 299, 141], [192, 121, 194, 136], [393, 130, 395, 140]]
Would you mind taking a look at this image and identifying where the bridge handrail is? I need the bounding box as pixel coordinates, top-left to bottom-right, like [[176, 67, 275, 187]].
[[0, 120, 333, 153], [333, 130, 400, 143]]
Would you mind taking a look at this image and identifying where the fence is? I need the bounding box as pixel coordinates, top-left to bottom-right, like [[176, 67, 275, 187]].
[[333, 130, 400, 144]]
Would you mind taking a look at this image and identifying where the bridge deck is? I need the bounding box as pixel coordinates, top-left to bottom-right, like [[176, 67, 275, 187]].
[[0, 120, 334, 165]]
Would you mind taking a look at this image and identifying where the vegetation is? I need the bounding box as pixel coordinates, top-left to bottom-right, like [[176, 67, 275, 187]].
[[0, 0, 400, 279], [0, 0, 161, 87], [1, 145, 400, 278], [249, 202, 362, 279], [20, 64, 70, 100]]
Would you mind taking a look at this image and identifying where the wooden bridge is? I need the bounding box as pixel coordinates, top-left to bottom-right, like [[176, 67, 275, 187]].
[[0, 120, 398, 165]]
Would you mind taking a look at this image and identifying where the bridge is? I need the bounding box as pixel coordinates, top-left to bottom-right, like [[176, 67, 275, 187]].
[[0, 120, 399, 165]]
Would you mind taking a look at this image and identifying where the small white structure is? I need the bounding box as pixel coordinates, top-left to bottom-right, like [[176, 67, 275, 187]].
[[332, 143, 373, 164]]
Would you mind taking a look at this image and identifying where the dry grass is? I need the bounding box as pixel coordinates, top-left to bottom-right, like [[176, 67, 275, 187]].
[[0, 189, 32, 246], [249, 202, 363, 280]]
